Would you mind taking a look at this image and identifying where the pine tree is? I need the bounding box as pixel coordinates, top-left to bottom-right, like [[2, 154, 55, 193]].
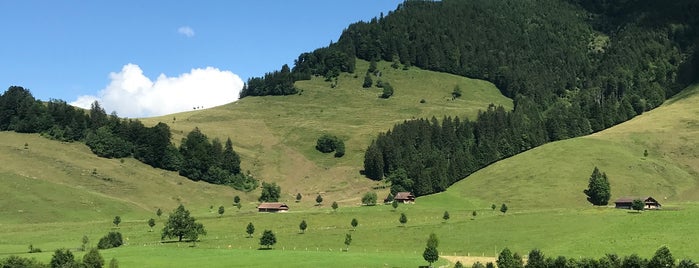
[[583, 167, 611, 206]]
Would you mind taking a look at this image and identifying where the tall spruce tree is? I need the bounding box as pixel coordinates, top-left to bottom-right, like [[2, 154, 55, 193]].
[[584, 167, 611, 206]]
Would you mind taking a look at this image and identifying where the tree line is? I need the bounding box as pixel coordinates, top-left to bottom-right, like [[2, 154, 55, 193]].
[[364, 100, 548, 196], [0, 86, 254, 191]]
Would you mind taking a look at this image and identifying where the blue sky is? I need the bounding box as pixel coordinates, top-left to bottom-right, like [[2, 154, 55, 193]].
[[0, 1, 402, 117]]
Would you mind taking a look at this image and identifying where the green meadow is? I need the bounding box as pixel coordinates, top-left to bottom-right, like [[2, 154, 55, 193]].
[[2, 65, 699, 266]]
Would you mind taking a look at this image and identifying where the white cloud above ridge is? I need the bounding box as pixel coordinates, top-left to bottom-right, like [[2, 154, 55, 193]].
[[71, 64, 244, 118], [177, 26, 195, 37]]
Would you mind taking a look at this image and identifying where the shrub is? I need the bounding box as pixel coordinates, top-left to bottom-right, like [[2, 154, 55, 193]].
[[316, 134, 345, 158], [97, 232, 123, 249]]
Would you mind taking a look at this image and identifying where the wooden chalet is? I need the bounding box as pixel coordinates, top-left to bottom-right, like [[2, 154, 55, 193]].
[[394, 192, 416, 204], [614, 196, 661, 210], [257, 202, 289, 213]]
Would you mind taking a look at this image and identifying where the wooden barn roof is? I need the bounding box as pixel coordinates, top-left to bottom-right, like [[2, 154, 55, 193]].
[[257, 202, 289, 210]]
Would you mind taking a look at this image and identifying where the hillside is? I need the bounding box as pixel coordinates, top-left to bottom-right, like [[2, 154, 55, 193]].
[[141, 60, 512, 203], [433, 83, 699, 210]]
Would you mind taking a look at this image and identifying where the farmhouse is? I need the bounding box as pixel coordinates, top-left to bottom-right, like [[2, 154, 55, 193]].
[[394, 192, 416, 204], [257, 202, 289, 212], [613, 196, 661, 210]]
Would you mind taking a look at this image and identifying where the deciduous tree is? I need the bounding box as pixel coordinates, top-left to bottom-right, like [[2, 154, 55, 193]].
[[399, 213, 407, 226], [351, 218, 358, 230], [218, 206, 225, 217], [344, 233, 352, 251], [259, 182, 281, 202], [82, 248, 104, 268], [500, 204, 508, 214], [632, 199, 645, 211], [50, 248, 77, 268], [161, 204, 206, 242], [362, 192, 377, 206]]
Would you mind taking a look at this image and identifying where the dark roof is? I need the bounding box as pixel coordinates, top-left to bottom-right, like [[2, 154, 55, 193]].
[[394, 192, 415, 200], [614, 197, 658, 204], [257, 202, 289, 210]]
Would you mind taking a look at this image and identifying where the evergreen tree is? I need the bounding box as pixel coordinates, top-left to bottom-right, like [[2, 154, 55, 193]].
[[259, 230, 277, 249], [315, 194, 324, 206], [113, 216, 121, 227], [363, 73, 373, 88], [148, 218, 156, 232], [500, 204, 508, 214], [363, 141, 384, 180], [649, 246, 675, 268], [351, 218, 358, 230], [221, 138, 241, 175], [246, 222, 255, 238], [331, 201, 339, 212], [584, 167, 611, 206], [295, 193, 302, 202], [299, 220, 307, 234], [423, 233, 439, 267], [442, 211, 450, 222]]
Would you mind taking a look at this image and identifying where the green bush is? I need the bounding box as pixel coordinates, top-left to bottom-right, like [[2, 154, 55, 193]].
[[316, 134, 345, 158], [97, 232, 123, 249]]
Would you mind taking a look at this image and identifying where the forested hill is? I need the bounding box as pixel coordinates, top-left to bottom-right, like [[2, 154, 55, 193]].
[[241, 0, 699, 196], [245, 0, 699, 132]]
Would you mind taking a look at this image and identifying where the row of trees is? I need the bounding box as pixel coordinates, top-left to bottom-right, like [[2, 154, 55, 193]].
[[0, 86, 253, 190], [485, 246, 695, 268]]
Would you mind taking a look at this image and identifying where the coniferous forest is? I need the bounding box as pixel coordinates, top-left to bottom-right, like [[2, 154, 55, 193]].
[[242, 0, 699, 196]]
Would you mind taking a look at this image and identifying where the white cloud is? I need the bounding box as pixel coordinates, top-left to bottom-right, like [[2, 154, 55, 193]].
[[71, 64, 244, 118], [177, 26, 195, 37]]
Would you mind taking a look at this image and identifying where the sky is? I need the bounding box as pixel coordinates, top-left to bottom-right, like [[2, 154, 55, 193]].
[[0, 1, 403, 118]]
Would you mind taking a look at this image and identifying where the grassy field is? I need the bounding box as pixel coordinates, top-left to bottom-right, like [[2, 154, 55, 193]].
[[2, 68, 699, 266], [140, 60, 512, 204], [447, 84, 699, 211]]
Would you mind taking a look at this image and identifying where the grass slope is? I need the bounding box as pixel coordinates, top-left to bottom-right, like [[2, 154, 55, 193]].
[[4, 68, 699, 266], [141, 60, 512, 205], [439, 83, 699, 211]]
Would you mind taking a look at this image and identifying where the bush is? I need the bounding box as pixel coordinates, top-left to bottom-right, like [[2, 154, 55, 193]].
[[316, 134, 338, 153], [316, 134, 345, 158], [97, 232, 123, 249], [380, 83, 394, 99], [361, 192, 378, 206]]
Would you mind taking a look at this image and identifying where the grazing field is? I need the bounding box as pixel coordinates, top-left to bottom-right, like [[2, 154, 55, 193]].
[[141, 60, 512, 204], [2, 75, 699, 266]]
